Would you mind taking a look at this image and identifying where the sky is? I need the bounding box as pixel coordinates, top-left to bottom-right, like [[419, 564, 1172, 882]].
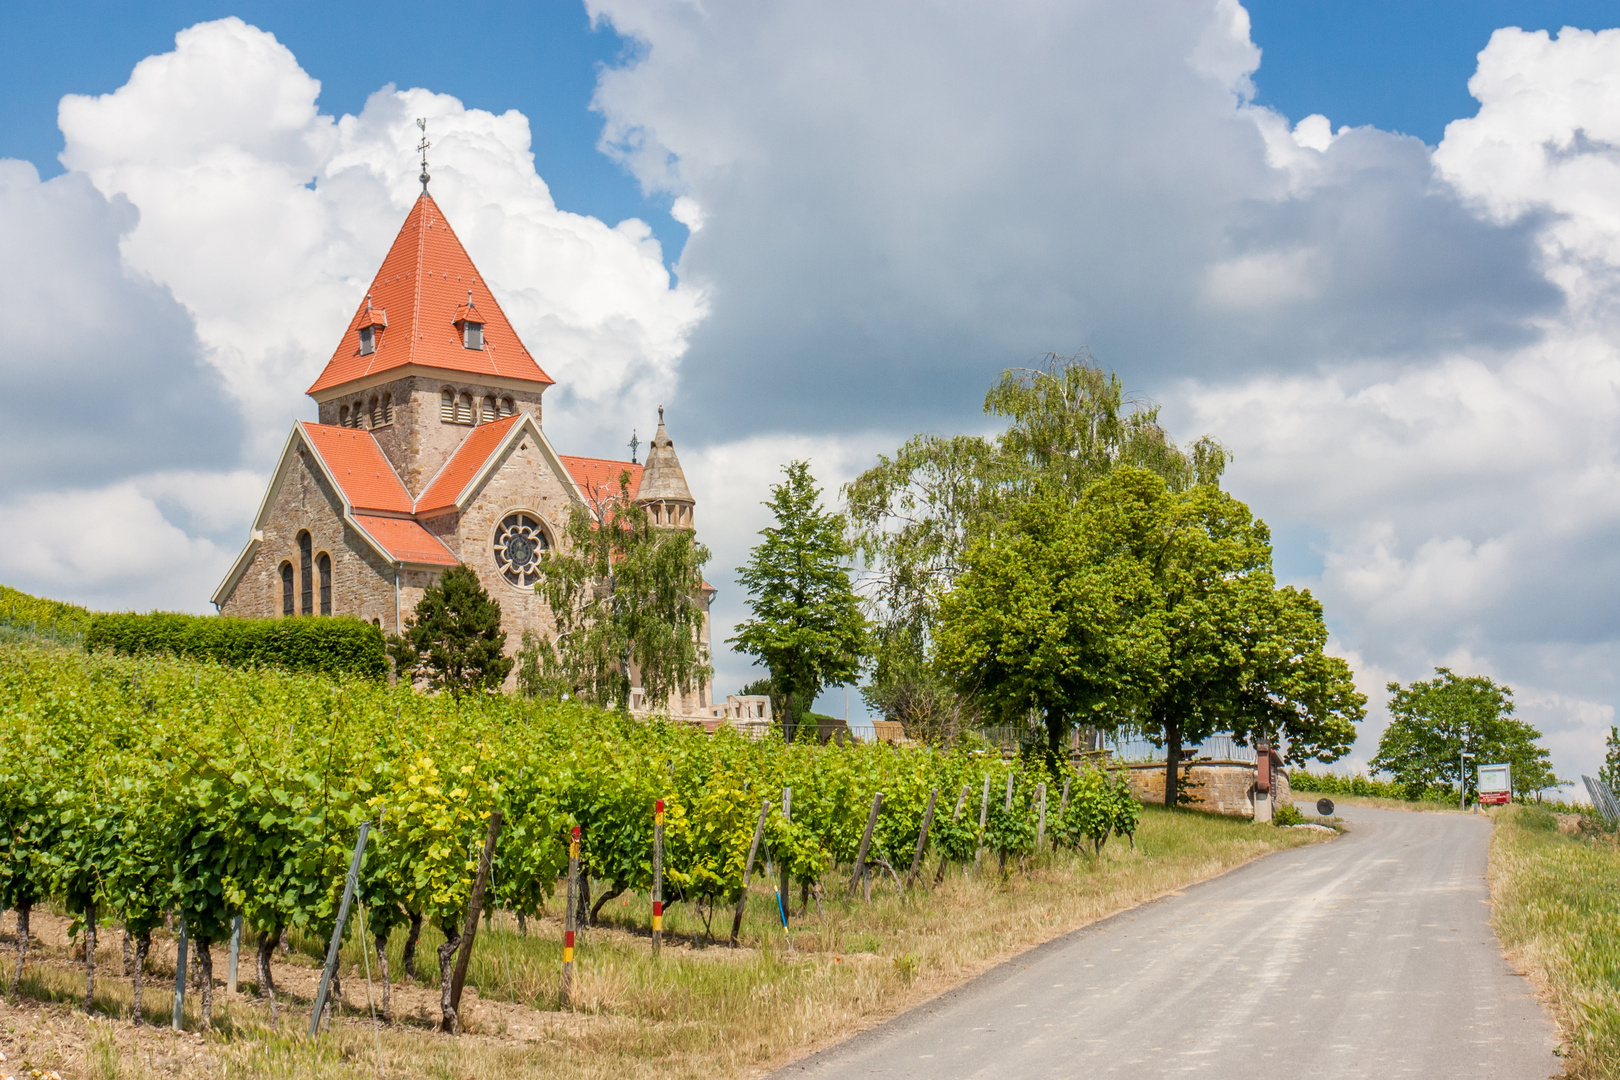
[[3, 1, 1620, 787]]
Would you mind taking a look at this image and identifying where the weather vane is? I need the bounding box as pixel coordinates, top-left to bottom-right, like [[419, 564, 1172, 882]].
[[628, 429, 640, 464], [416, 118, 431, 193]]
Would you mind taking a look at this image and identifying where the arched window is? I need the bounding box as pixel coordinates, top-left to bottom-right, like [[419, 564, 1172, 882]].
[[382, 393, 393, 425], [318, 552, 332, 615], [483, 395, 498, 423], [298, 531, 313, 615], [369, 397, 381, 427], [353, 401, 366, 428], [339, 404, 350, 427], [457, 392, 474, 424], [280, 561, 294, 617], [441, 388, 455, 422], [501, 396, 515, 417]]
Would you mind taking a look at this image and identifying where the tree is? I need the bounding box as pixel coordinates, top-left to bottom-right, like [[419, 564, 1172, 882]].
[[530, 474, 711, 712], [847, 353, 1228, 729], [731, 461, 867, 740], [938, 467, 1362, 798], [389, 565, 512, 696], [1602, 726, 1620, 788], [1372, 669, 1561, 802]]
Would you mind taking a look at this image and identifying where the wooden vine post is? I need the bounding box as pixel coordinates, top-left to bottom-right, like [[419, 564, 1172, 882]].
[[730, 799, 771, 946], [227, 915, 242, 995], [1056, 777, 1072, 848], [561, 825, 580, 1008], [849, 792, 884, 898], [651, 799, 665, 957], [998, 773, 1014, 875], [447, 810, 503, 1033], [171, 918, 188, 1032], [1035, 783, 1048, 850], [973, 774, 991, 869], [905, 788, 938, 889]]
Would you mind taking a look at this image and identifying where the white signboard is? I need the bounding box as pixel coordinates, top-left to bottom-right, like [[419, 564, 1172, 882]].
[[1477, 762, 1511, 805]]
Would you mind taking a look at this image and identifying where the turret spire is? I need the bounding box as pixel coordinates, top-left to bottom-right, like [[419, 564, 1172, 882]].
[[416, 118, 431, 193]]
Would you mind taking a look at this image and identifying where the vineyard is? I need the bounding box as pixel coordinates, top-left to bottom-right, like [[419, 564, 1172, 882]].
[[0, 637, 1145, 1035]]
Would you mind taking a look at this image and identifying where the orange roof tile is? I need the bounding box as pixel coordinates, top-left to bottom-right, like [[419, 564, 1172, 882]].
[[307, 194, 555, 395], [300, 422, 414, 513], [416, 414, 523, 516], [352, 515, 458, 566], [559, 455, 643, 502]]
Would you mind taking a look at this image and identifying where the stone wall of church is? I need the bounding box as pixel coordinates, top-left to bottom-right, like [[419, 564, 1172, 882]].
[[316, 376, 548, 495], [218, 445, 399, 631], [448, 428, 578, 646]]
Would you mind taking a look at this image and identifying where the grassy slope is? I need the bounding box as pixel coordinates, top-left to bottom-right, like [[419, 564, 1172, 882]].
[[0, 809, 1325, 1080], [1490, 805, 1620, 1079]]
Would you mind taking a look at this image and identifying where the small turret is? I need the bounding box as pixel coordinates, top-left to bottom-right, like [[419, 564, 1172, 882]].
[[637, 406, 695, 528]]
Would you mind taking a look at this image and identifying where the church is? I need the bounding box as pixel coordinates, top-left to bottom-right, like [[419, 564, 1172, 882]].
[[211, 184, 723, 717]]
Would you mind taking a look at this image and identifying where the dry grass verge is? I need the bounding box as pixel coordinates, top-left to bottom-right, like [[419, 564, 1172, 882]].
[[0, 806, 1324, 1080], [1489, 804, 1620, 1079]]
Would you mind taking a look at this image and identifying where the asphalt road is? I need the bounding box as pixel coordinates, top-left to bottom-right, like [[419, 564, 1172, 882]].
[[776, 803, 1562, 1079]]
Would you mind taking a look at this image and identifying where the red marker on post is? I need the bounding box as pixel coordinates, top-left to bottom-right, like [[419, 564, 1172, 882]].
[[562, 825, 580, 1006], [652, 798, 665, 956]]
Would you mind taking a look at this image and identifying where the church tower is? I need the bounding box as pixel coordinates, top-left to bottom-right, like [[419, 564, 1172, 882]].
[[636, 406, 696, 530]]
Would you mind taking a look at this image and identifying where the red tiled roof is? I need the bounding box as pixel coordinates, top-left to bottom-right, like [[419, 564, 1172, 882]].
[[307, 194, 555, 395], [352, 515, 458, 566], [416, 414, 523, 516], [559, 455, 643, 502], [300, 422, 414, 513]]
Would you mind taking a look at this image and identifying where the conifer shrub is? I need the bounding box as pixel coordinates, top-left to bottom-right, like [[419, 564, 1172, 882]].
[[86, 611, 386, 679]]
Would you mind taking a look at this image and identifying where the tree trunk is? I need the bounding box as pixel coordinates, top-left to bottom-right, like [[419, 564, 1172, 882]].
[[195, 939, 214, 1031], [8, 901, 29, 997], [1164, 716, 1182, 808], [256, 929, 280, 1020], [589, 886, 625, 925], [122, 929, 131, 977], [131, 932, 150, 1025], [784, 690, 795, 743], [576, 869, 592, 929], [1045, 709, 1069, 772], [82, 902, 97, 1012], [437, 929, 462, 1034], [321, 968, 341, 1031], [402, 911, 423, 980], [516, 911, 527, 936], [374, 933, 392, 1024]]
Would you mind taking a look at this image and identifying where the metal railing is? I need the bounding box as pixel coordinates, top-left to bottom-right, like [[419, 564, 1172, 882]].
[[1583, 775, 1620, 824], [1107, 734, 1258, 763]]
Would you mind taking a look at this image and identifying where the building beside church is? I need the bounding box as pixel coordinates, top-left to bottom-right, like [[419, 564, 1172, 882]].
[[212, 189, 726, 717]]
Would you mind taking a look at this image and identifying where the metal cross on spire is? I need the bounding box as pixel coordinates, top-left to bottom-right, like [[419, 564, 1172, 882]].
[[628, 429, 640, 464], [416, 118, 432, 193]]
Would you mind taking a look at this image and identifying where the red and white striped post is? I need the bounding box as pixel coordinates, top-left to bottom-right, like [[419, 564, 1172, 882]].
[[561, 825, 580, 1007], [652, 799, 665, 957]]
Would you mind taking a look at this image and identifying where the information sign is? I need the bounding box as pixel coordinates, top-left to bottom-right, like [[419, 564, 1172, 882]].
[[1477, 762, 1512, 806]]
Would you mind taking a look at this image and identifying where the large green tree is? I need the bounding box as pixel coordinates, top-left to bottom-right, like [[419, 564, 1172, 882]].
[[1372, 669, 1561, 802], [1602, 726, 1620, 788], [390, 564, 512, 696], [847, 353, 1228, 734], [731, 461, 867, 741], [529, 476, 712, 712], [938, 467, 1362, 799]]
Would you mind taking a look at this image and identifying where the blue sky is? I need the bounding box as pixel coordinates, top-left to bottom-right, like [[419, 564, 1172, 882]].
[[7, 2, 1620, 778], [7, 1, 1616, 267]]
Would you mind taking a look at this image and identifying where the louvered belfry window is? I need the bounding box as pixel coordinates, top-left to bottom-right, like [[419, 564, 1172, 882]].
[[382, 394, 393, 424], [298, 531, 313, 616], [441, 389, 455, 422], [483, 395, 498, 423], [458, 392, 474, 424], [502, 397, 515, 417]]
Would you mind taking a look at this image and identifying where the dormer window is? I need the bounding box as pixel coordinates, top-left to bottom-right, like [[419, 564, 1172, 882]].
[[357, 295, 386, 356], [454, 290, 484, 350]]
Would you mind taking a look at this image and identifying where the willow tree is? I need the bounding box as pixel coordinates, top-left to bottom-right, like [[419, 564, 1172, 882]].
[[531, 474, 711, 711]]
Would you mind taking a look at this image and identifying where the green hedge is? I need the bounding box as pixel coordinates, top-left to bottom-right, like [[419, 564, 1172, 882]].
[[86, 612, 387, 679], [0, 584, 94, 643], [1289, 767, 1451, 803]]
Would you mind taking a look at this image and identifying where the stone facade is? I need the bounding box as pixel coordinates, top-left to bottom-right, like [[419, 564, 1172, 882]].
[[1121, 760, 1293, 819]]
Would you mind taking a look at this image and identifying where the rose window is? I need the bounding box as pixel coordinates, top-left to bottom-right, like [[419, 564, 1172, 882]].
[[494, 512, 549, 586]]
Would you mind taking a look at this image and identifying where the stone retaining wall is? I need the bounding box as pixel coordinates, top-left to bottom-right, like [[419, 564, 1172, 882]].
[[1119, 760, 1291, 818]]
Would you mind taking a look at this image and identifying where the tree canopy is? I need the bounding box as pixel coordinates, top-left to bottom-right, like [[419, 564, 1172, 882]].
[[937, 467, 1363, 797], [731, 461, 867, 741], [389, 564, 511, 696], [846, 353, 1229, 734], [529, 474, 711, 712], [1371, 668, 1561, 801]]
